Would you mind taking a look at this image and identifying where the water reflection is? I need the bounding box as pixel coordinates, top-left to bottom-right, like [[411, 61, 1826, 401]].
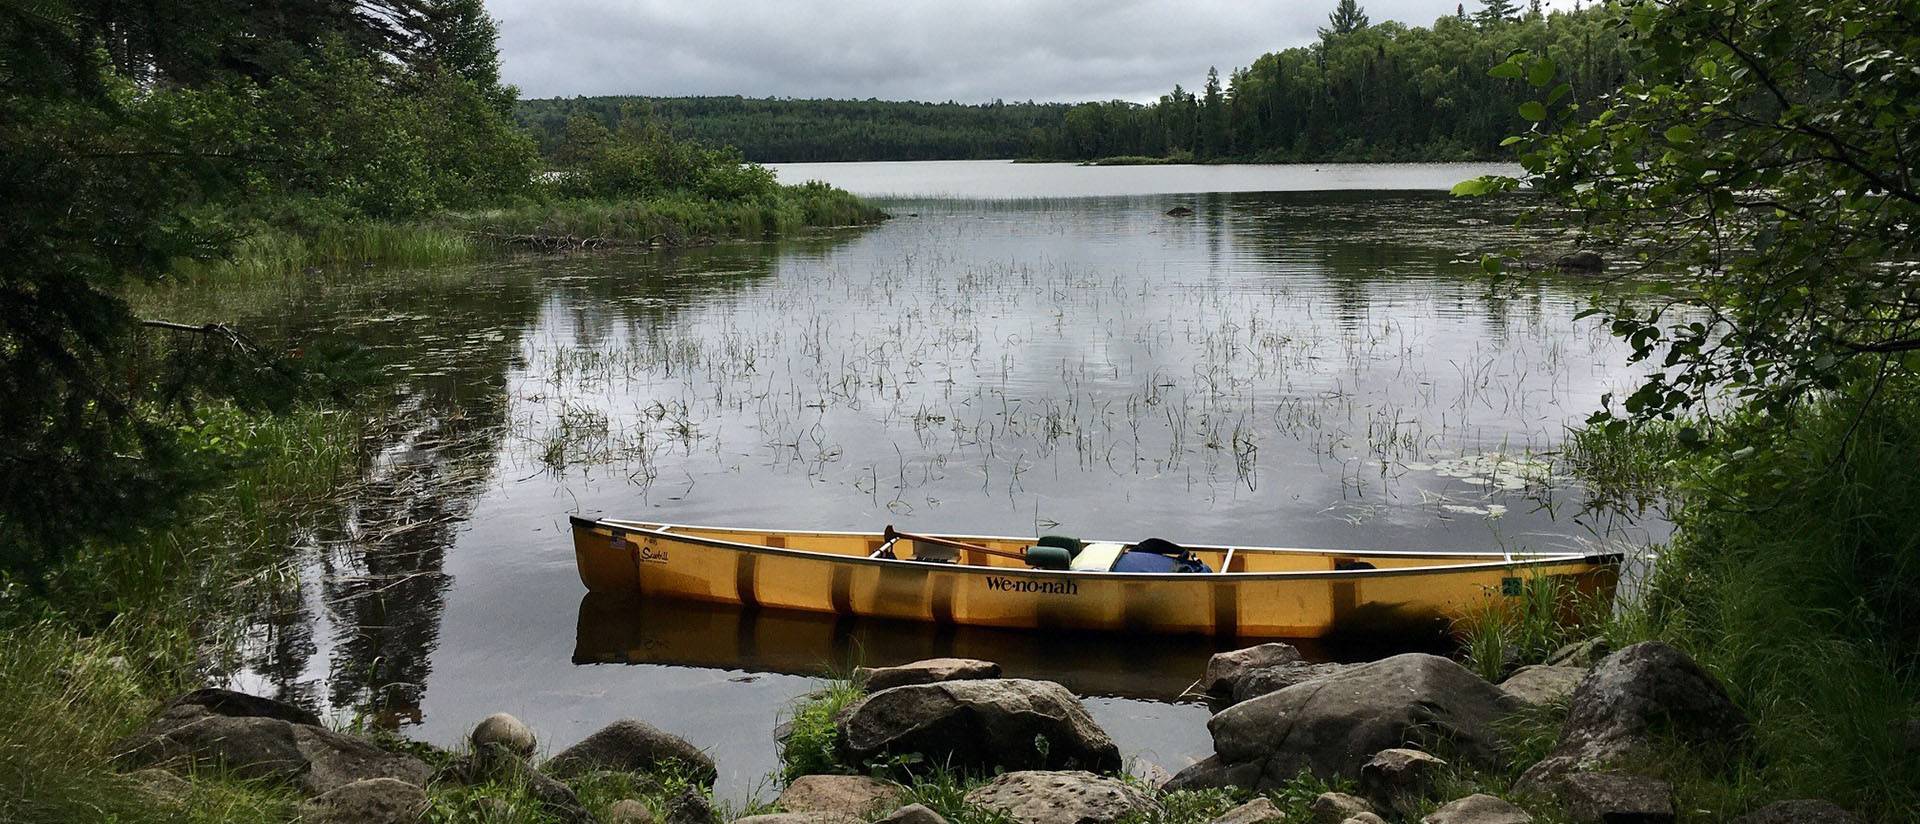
[[194, 184, 1667, 799]]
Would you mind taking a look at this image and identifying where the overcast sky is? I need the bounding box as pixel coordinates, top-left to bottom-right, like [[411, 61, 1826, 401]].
[[492, 0, 1504, 103]]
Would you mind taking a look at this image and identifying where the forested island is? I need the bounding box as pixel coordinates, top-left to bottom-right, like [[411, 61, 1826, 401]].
[[519, 1, 1625, 164]]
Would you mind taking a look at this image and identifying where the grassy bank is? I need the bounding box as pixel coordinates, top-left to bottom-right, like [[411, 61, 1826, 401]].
[[176, 182, 886, 281], [0, 404, 361, 823], [1478, 383, 1920, 820]]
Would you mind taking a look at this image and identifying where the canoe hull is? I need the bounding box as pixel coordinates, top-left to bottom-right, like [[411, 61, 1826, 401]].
[[572, 518, 1618, 639]]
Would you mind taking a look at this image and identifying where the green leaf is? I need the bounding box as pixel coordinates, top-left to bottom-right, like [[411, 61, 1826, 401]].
[[1527, 59, 1557, 89], [1518, 101, 1547, 122], [1481, 255, 1504, 275], [1489, 61, 1525, 80], [1499, 136, 1524, 147], [1697, 60, 1718, 80], [1450, 177, 1494, 196], [1664, 124, 1696, 144]]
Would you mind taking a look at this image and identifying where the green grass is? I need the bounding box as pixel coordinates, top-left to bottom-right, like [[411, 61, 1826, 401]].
[[775, 678, 866, 782], [1556, 382, 1920, 822], [0, 403, 363, 823], [1454, 574, 1607, 683]]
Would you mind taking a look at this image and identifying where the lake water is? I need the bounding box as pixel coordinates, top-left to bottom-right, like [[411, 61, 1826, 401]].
[[197, 162, 1663, 800]]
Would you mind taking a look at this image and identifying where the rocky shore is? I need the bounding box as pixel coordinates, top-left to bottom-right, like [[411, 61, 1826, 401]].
[[110, 645, 1859, 823]]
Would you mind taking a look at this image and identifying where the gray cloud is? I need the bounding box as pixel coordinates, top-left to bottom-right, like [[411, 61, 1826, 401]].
[[492, 0, 1501, 102]]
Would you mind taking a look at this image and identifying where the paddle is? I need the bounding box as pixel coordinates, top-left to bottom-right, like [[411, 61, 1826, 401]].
[[883, 525, 1031, 563]]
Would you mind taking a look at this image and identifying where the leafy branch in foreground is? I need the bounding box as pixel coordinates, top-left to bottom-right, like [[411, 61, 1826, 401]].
[[1457, 0, 1920, 426]]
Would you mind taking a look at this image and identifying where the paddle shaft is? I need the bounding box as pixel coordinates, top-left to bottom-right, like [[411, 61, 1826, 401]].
[[883, 526, 1029, 563]]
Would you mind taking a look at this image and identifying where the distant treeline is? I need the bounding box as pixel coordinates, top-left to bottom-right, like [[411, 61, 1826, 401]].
[[515, 97, 1073, 162], [1035, 1, 1631, 162], [519, 1, 1627, 164]]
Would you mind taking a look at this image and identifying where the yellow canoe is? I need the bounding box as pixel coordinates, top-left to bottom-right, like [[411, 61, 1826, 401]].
[[570, 517, 1619, 639]]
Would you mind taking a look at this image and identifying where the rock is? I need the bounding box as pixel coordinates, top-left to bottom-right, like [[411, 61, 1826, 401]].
[[610, 799, 657, 824], [1199, 643, 1305, 699], [1229, 662, 1350, 706], [127, 767, 192, 804], [962, 770, 1156, 824], [1308, 792, 1374, 824], [735, 815, 843, 824], [167, 687, 323, 727], [1358, 748, 1448, 808], [298, 777, 428, 824], [523, 765, 595, 824], [1731, 800, 1859, 824], [777, 774, 903, 818], [1556, 251, 1605, 272], [114, 711, 430, 796], [1165, 206, 1195, 217], [876, 804, 949, 824], [1341, 816, 1387, 824], [1552, 772, 1674, 824], [1167, 654, 1514, 791], [1212, 797, 1288, 824], [838, 679, 1120, 774], [1422, 794, 1533, 824], [1517, 642, 1747, 792], [472, 712, 537, 758], [667, 786, 715, 824], [854, 658, 1001, 692], [1499, 666, 1588, 709], [1546, 639, 1611, 668], [545, 719, 717, 785]]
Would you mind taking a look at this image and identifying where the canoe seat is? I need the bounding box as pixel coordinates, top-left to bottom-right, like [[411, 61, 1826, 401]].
[[1071, 542, 1125, 571], [1024, 545, 1072, 570]]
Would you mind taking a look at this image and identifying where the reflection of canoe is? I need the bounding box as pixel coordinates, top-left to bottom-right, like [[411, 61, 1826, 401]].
[[571, 518, 1619, 639], [573, 593, 1266, 700]]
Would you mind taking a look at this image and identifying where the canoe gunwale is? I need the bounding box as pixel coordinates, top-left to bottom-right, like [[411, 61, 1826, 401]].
[[572, 516, 1622, 582]]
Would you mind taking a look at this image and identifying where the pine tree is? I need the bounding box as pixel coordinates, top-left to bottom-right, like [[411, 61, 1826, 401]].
[[1456, 3, 1467, 19], [1318, 0, 1370, 39], [1199, 67, 1227, 159], [1475, 0, 1521, 26]]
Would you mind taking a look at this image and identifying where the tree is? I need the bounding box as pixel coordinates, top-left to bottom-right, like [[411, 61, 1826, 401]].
[[1198, 67, 1228, 158], [1461, 0, 1920, 425], [1475, 0, 1520, 26], [1320, 0, 1370, 39]]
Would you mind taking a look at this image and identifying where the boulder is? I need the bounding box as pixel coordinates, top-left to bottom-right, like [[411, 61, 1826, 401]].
[[667, 785, 716, 824], [1499, 666, 1588, 709], [1211, 797, 1288, 824], [523, 765, 595, 824], [1228, 663, 1349, 706], [735, 815, 842, 824], [1134, 761, 1174, 788], [1546, 639, 1611, 669], [876, 804, 949, 824], [855, 658, 1001, 692], [1517, 642, 1747, 792], [472, 713, 537, 758], [777, 774, 903, 818], [1556, 251, 1605, 273], [1552, 772, 1674, 824], [166, 688, 323, 727], [1165, 206, 1196, 217], [127, 767, 192, 804], [1167, 654, 1514, 791], [545, 719, 716, 785], [1422, 794, 1533, 824], [297, 777, 428, 824], [1342, 816, 1387, 824], [1731, 800, 1859, 824], [114, 709, 430, 796], [1308, 792, 1375, 824], [610, 799, 657, 824], [1358, 748, 1448, 808], [962, 770, 1156, 824], [1199, 644, 1305, 699], [838, 679, 1120, 774]]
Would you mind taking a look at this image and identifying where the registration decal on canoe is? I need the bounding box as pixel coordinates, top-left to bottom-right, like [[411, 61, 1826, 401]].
[[985, 576, 1078, 596]]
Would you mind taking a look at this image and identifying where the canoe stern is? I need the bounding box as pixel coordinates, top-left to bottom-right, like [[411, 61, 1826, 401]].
[[573, 518, 642, 593]]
